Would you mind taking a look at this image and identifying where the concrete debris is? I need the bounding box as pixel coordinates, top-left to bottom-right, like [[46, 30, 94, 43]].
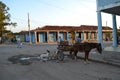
[[8, 52, 70, 65], [8, 54, 46, 65]]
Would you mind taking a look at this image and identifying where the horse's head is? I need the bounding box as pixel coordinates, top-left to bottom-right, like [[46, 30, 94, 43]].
[[96, 43, 102, 54]]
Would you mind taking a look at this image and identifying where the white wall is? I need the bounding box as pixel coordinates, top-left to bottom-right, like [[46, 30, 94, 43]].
[[97, 0, 120, 11]]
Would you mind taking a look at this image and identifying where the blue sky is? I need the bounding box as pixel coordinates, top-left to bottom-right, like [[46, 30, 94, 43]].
[[1, 0, 120, 32]]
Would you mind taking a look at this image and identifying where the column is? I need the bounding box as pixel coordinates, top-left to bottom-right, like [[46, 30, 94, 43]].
[[89, 31, 91, 40], [66, 32, 69, 40], [97, 11, 103, 48], [47, 31, 49, 43], [92, 32, 94, 40], [112, 14, 117, 47], [82, 31, 84, 40], [39, 33, 40, 43], [95, 31, 98, 40], [57, 31, 60, 41], [34, 31, 37, 44], [75, 31, 77, 40], [84, 32, 86, 40]]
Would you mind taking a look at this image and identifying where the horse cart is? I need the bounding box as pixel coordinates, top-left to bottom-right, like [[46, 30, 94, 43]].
[[57, 41, 102, 61], [57, 41, 73, 61]]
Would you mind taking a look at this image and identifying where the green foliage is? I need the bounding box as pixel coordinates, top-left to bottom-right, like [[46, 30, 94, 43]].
[[0, 1, 17, 43], [0, 1, 10, 26]]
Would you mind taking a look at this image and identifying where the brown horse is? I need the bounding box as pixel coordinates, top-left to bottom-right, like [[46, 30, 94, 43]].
[[69, 42, 102, 62]]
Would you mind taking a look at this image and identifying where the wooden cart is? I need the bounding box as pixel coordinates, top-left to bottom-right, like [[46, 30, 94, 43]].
[[57, 41, 102, 61], [57, 41, 73, 61]]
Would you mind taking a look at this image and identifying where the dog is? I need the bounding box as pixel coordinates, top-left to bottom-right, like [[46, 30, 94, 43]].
[[40, 50, 58, 61]]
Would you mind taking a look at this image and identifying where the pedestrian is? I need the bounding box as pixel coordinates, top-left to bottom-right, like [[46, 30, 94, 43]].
[[58, 36, 62, 46], [76, 36, 81, 43], [17, 37, 22, 48]]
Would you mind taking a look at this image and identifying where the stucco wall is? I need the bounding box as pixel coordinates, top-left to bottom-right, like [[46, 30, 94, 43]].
[[97, 0, 120, 11], [97, 0, 120, 7]]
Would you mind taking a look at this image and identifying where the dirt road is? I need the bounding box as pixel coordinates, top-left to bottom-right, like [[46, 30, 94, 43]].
[[0, 44, 120, 80]]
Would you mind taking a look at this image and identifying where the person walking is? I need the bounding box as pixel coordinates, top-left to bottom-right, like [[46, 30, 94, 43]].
[[76, 36, 81, 43], [17, 37, 22, 48], [58, 36, 62, 46]]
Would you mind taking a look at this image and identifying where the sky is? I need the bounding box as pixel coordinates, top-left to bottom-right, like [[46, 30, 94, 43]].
[[1, 0, 120, 32]]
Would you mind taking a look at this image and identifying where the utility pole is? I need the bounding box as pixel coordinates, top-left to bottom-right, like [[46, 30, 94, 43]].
[[28, 13, 32, 45], [106, 20, 107, 27]]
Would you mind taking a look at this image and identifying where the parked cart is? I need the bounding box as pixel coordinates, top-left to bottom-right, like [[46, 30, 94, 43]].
[[57, 41, 73, 61], [57, 40, 102, 62]]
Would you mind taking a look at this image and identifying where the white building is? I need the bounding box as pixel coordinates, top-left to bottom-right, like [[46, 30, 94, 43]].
[[96, 0, 120, 48]]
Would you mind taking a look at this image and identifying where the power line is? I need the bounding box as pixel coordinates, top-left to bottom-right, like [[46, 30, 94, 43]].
[[9, 0, 98, 31], [38, 0, 96, 15]]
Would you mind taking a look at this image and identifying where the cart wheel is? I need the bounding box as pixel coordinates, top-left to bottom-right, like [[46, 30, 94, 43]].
[[57, 50, 64, 61]]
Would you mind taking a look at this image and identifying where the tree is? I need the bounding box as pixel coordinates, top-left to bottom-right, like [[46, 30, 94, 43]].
[[0, 1, 16, 43]]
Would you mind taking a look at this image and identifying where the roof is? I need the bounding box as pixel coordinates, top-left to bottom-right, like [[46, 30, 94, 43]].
[[35, 25, 112, 32], [35, 25, 79, 31]]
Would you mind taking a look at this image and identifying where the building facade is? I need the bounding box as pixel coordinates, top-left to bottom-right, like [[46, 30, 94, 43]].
[[18, 25, 113, 44]]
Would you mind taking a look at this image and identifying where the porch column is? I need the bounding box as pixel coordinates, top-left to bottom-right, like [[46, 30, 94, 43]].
[[34, 31, 37, 44], [91, 32, 96, 40], [95, 31, 98, 40], [97, 11, 103, 48], [38, 33, 40, 42], [89, 31, 92, 40], [57, 31, 60, 41], [67, 32, 69, 40], [82, 31, 84, 40], [112, 14, 117, 47], [75, 31, 77, 40], [47, 31, 49, 43], [84, 33, 86, 40]]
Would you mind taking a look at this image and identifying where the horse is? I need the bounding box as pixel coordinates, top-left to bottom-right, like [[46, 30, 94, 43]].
[[69, 42, 102, 62]]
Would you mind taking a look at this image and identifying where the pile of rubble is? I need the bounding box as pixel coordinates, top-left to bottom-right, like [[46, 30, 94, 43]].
[[8, 54, 41, 65], [8, 50, 69, 65]]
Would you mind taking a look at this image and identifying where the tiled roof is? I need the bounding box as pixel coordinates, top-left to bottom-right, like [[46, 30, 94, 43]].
[[80, 25, 97, 30], [80, 25, 112, 30], [35, 25, 112, 32], [14, 30, 28, 34], [35, 25, 80, 31], [102, 26, 113, 30]]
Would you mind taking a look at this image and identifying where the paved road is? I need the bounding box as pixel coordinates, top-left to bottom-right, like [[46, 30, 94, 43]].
[[0, 44, 120, 80]]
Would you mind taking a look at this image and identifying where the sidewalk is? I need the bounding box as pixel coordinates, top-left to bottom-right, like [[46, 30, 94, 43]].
[[78, 45, 120, 67]]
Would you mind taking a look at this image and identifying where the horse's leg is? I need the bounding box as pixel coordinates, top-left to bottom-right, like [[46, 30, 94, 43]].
[[86, 52, 90, 63], [84, 51, 90, 64], [69, 50, 73, 59], [69, 50, 77, 60], [84, 51, 89, 63], [84, 52, 87, 61], [74, 51, 78, 60]]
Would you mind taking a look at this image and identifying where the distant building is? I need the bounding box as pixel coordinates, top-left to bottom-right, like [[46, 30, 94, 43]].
[[15, 25, 113, 44]]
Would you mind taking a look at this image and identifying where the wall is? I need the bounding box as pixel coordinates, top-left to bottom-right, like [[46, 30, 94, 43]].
[[97, 0, 120, 11], [97, 0, 120, 7]]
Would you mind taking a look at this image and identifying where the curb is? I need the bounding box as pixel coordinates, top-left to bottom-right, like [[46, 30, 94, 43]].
[[77, 57, 120, 67]]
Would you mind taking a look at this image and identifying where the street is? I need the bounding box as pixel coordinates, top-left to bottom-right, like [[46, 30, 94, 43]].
[[0, 44, 120, 80]]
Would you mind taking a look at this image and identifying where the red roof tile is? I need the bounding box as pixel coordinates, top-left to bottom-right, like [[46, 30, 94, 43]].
[[35, 25, 112, 31]]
